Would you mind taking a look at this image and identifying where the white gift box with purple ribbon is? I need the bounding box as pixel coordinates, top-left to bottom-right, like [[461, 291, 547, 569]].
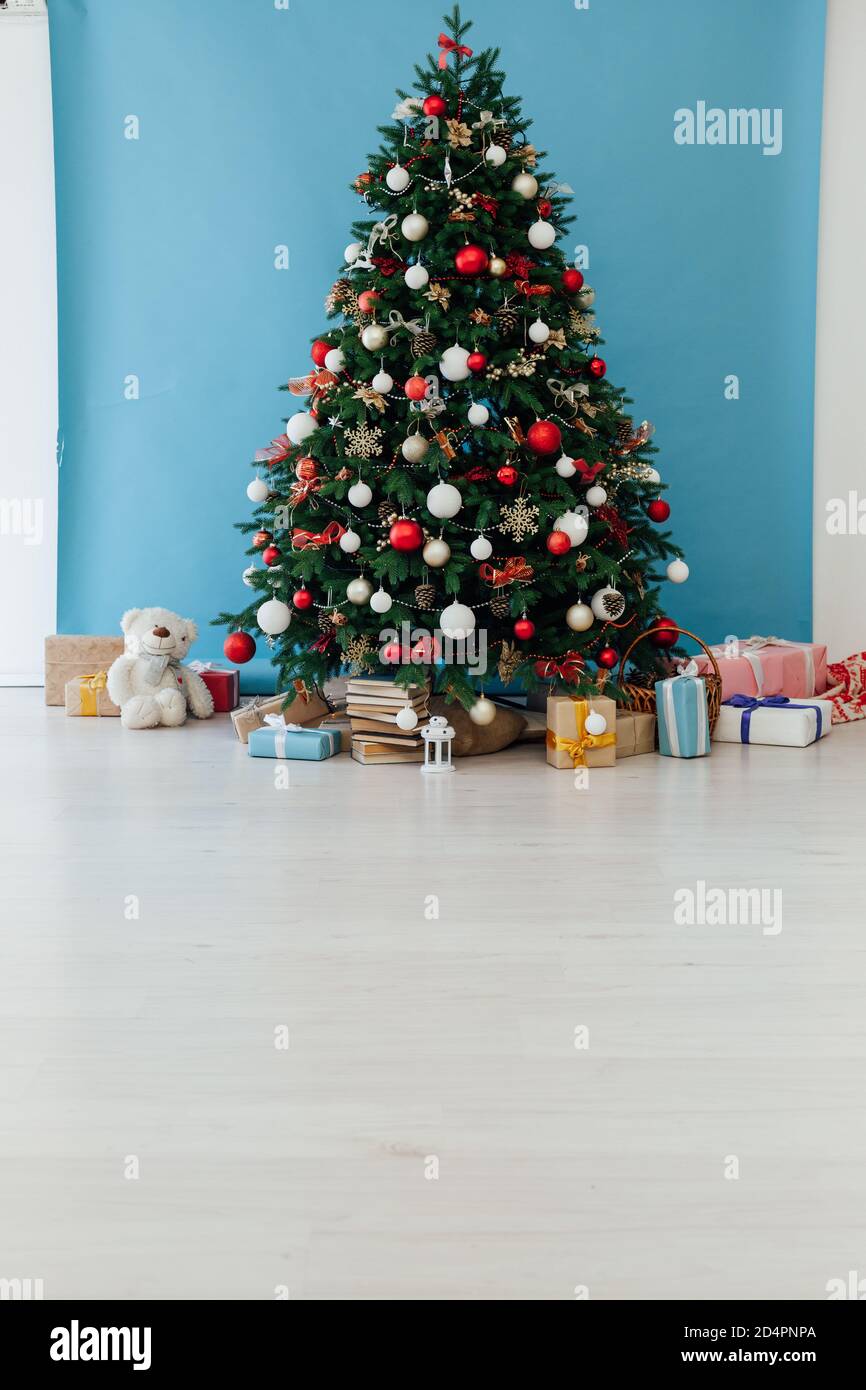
[[715, 695, 835, 747]]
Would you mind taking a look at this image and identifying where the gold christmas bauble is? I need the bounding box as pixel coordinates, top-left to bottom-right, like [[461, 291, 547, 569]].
[[469, 697, 497, 726], [422, 538, 451, 568], [489, 256, 508, 278]]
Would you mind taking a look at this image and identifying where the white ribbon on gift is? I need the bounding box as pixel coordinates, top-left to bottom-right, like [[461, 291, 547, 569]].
[[189, 660, 228, 674], [708, 635, 816, 697], [662, 667, 709, 757], [263, 713, 305, 759]]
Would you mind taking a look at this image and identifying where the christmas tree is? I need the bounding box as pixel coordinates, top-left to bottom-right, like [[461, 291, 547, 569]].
[[217, 8, 688, 713]]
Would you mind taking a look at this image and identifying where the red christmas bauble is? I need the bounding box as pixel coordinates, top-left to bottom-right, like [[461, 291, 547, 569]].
[[262, 545, 282, 567], [224, 631, 256, 665], [596, 645, 619, 670], [589, 356, 607, 379], [467, 351, 487, 372], [381, 641, 405, 664], [497, 465, 519, 486], [546, 529, 572, 556], [253, 530, 272, 549], [423, 94, 447, 118], [295, 456, 318, 482], [389, 517, 424, 552], [292, 588, 313, 610], [537, 199, 553, 218], [526, 420, 562, 456], [650, 617, 679, 648], [647, 498, 671, 523], [562, 268, 585, 293], [357, 290, 380, 314], [404, 375, 429, 401], [411, 635, 441, 664], [454, 243, 489, 275], [514, 617, 536, 641], [311, 339, 330, 368]]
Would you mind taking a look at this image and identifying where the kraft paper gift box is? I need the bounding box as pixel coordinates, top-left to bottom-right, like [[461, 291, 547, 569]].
[[715, 695, 834, 747], [655, 666, 711, 758], [231, 688, 330, 744], [614, 710, 656, 758], [248, 716, 341, 761], [187, 661, 239, 713], [64, 671, 120, 717], [693, 636, 827, 702], [44, 635, 124, 706], [546, 695, 617, 770]]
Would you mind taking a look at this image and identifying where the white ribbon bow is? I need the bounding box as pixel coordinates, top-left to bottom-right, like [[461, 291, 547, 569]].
[[392, 97, 423, 122], [387, 310, 424, 336], [676, 659, 699, 678], [351, 215, 399, 271], [263, 714, 304, 733], [472, 109, 498, 131], [189, 660, 226, 674], [547, 377, 589, 416]]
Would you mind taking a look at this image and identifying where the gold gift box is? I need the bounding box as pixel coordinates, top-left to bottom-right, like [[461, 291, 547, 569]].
[[230, 688, 331, 744], [546, 694, 617, 770], [614, 710, 656, 758], [64, 671, 120, 717], [45, 634, 124, 706]]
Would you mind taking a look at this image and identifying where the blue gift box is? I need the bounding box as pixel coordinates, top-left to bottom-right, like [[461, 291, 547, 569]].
[[655, 668, 711, 759], [248, 719, 341, 761]]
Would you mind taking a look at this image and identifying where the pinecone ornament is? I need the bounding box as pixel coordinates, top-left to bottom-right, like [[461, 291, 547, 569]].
[[411, 329, 437, 359], [326, 278, 353, 313], [414, 582, 436, 611], [317, 609, 336, 635], [378, 501, 398, 524], [489, 591, 510, 619], [495, 124, 513, 153], [617, 417, 634, 446], [495, 305, 519, 337]]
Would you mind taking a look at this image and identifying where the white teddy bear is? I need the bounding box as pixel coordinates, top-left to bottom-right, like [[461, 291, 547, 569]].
[[107, 606, 215, 729]]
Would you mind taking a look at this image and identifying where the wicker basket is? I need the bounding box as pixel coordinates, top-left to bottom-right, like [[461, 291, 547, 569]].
[[617, 626, 723, 734]]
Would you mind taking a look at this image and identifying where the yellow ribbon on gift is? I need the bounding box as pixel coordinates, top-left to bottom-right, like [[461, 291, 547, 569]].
[[546, 697, 616, 767], [78, 670, 108, 717]]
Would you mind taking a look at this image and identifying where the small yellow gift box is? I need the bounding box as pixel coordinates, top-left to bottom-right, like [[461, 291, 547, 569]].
[[64, 671, 120, 717], [546, 695, 617, 770]]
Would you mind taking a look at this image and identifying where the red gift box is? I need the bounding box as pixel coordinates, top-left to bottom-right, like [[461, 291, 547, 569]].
[[189, 662, 239, 712]]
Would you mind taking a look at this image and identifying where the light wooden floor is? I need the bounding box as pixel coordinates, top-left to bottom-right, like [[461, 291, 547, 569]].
[[2, 687, 865, 1301]]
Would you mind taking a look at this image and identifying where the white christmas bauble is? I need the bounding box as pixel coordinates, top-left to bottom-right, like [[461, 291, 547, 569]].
[[257, 598, 292, 635], [370, 587, 393, 614], [423, 537, 451, 568], [566, 601, 594, 632], [470, 534, 493, 561], [286, 411, 317, 445], [346, 577, 373, 606], [372, 370, 394, 393], [339, 528, 361, 553], [404, 262, 429, 290], [242, 566, 258, 588], [401, 212, 429, 242], [528, 219, 556, 250], [485, 144, 507, 167], [469, 696, 497, 726], [512, 172, 539, 199], [644, 468, 661, 484], [361, 322, 388, 352], [348, 481, 373, 508], [427, 481, 462, 519], [555, 455, 576, 479], [468, 402, 490, 426], [386, 163, 411, 192], [584, 710, 608, 736], [246, 477, 269, 503], [667, 559, 690, 584], [324, 347, 345, 373], [578, 285, 595, 308], [585, 485, 607, 508], [440, 602, 476, 640], [591, 586, 625, 621], [344, 242, 363, 264], [396, 705, 419, 731], [401, 433, 429, 463], [529, 318, 550, 344], [554, 510, 589, 546], [439, 344, 471, 382]]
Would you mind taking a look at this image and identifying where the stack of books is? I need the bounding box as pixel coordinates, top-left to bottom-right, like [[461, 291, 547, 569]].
[[346, 678, 429, 764]]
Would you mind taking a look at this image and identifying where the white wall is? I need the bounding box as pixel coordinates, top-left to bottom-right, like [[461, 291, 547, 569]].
[[0, 3, 57, 683], [813, 0, 866, 661]]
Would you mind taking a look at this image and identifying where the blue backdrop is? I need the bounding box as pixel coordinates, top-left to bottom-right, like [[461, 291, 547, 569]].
[[49, 0, 826, 655]]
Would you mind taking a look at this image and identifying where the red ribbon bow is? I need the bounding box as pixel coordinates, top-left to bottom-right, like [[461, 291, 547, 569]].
[[438, 33, 473, 68], [574, 459, 605, 483], [597, 504, 631, 549], [479, 556, 535, 587], [256, 434, 292, 467], [291, 521, 345, 550], [514, 279, 553, 298], [537, 651, 586, 683], [289, 477, 322, 509], [372, 256, 403, 277]]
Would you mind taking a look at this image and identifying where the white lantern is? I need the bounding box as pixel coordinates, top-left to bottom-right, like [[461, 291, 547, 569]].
[[339, 528, 361, 553], [591, 586, 625, 621], [370, 587, 393, 614], [257, 599, 292, 635], [420, 714, 456, 775], [286, 411, 317, 445], [468, 402, 489, 426], [585, 485, 607, 507], [566, 602, 594, 632], [401, 433, 429, 463], [426, 481, 462, 519], [555, 455, 576, 478], [372, 370, 394, 393], [346, 577, 373, 605], [529, 317, 550, 344], [361, 322, 388, 352], [528, 219, 556, 250], [344, 241, 363, 264], [667, 559, 690, 584], [439, 344, 471, 382], [324, 347, 345, 373], [440, 602, 476, 639], [553, 509, 589, 546], [511, 172, 538, 199], [404, 262, 429, 290], [348, 480, 373, 508], [246, 477, 269, 503], [470, 534, 493, 561], [401, 212, 429, 242], [422, 537, 451, 568], [485, 144, 506, 167], [386, 163, 411, 192]]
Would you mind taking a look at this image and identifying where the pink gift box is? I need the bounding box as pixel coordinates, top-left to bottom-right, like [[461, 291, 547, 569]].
[[694, 637, 827, 702]]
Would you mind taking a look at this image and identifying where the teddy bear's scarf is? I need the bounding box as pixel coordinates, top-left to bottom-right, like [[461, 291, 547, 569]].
[[140, 653, 181, 686]]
